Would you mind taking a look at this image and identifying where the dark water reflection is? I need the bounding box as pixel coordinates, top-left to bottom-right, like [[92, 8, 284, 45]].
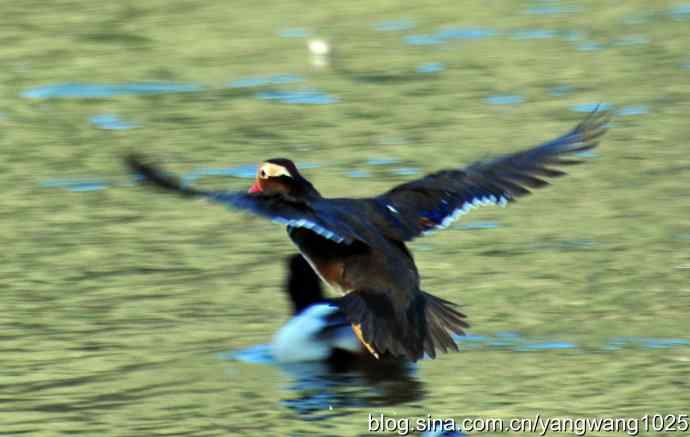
[[225, 331, 688, 423], [226, 345, 424, 421], [281, 360, 423, 420]]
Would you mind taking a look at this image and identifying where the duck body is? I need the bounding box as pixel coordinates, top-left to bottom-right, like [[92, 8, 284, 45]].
[[288, 224, 419, 296], [287, 223, 433, 359], [128, 109, 609, 362]]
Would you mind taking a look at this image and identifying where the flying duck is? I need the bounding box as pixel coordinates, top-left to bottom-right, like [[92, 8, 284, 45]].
[[127, 109, 609, 362]]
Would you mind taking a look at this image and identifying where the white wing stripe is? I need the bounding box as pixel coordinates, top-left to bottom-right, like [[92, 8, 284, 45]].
[[430, 194, 508, 231], [281, 219, 346, 243]]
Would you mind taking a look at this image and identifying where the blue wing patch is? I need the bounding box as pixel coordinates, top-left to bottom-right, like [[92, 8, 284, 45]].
[[276, 218, 347, 243], [421, 193, 508, 235]]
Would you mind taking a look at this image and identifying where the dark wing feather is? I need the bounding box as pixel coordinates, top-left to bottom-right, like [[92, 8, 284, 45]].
[[126, 156, 367, 245], [332, 288, 468, 361], [374, 109, 610, 241]]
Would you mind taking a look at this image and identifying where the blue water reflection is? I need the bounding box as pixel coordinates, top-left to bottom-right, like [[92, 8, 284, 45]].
[[451, 332, 689, 352], [669, 4, 690, 20], [372, 19, 416, 32], [279, 28, 310, 38], [366, 157, 400, 166], [404, 26, 498, 46], [404, 35, 445, 46], [23, 82, 203, 99], [348, 169, 371, 178], [416, 63, 445, 74], [257, 90, 338, 105], [392, 167, 420, 176], [436, 27, 497, 40], [525, 4, 583, 15], [41, 179, 111, 192], [89, 113, 137, 130], [228, 74, 303, 88], [181, 164, 258, 185], [571, 102, 610, 112], [511, 29, 556, 40], [617, 105, 648, 116], [606, 337, 689, 351], [485, 95, 524, 105], [576, 41, 603, 52]]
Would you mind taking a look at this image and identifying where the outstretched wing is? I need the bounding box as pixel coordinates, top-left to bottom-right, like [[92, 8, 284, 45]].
[[374, 109, 609, 241], [126, 156, 368, 245]]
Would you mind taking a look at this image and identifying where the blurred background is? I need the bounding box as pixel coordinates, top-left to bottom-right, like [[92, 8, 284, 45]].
[[3, 0, 690, 435]]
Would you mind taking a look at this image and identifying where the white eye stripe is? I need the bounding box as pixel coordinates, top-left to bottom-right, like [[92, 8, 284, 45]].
[[261, 162, 293, 178]]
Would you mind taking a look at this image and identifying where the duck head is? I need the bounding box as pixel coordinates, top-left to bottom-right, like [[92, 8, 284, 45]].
[[248, 158, 319, 197]]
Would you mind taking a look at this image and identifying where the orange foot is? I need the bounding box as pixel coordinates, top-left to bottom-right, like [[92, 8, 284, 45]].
[[352, 323, 379, 359]]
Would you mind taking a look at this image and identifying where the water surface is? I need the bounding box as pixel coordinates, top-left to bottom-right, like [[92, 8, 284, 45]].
[[6, 1, 690, 436]]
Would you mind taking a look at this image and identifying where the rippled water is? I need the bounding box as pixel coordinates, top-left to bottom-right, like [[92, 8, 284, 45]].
[[6, 1, 690, 436]]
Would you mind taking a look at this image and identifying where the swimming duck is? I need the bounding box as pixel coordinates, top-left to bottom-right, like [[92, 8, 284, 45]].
[[271, 254, 364, 364], [127, 109, 608, 362]]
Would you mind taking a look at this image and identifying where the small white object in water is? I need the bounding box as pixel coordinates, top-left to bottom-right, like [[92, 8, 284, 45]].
[[308, 39, 331, 68], [308, 39, 330, 55]]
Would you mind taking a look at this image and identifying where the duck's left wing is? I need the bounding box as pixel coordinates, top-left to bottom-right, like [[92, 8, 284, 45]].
[[372, 109, 609, 241], [126, 156, 367, 245]]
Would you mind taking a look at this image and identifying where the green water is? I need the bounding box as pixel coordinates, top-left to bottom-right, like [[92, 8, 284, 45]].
[[3, 1, 690, 435]]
